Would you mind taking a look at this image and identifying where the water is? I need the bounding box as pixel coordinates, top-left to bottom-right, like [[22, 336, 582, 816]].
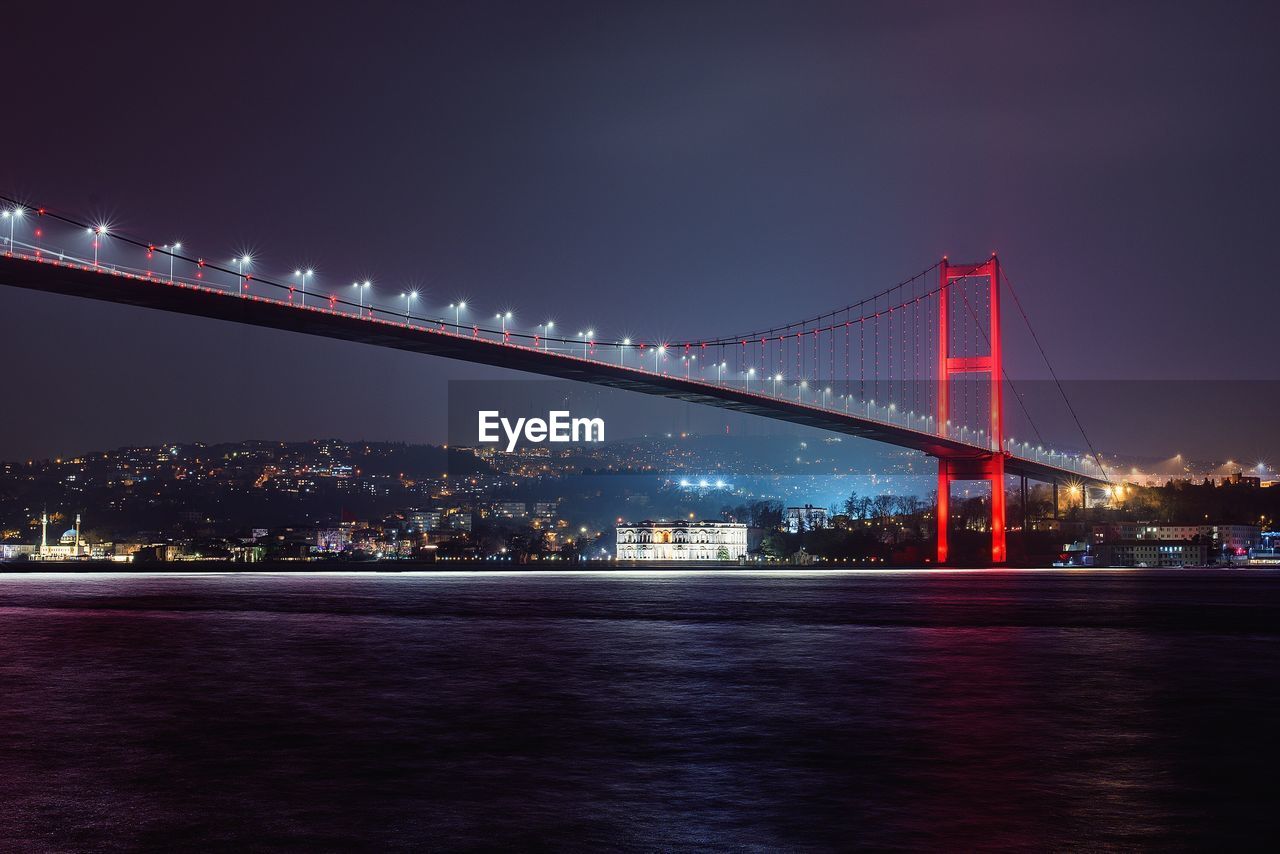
[[0, 569, 1275, 851]]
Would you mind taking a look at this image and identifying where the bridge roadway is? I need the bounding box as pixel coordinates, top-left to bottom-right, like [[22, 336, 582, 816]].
[[0, 254, 1103, 487]]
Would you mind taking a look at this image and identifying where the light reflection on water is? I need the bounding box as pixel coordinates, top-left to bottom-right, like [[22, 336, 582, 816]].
[[0, 568, 1275, 850]]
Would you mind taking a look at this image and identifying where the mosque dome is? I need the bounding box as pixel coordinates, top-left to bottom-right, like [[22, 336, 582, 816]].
[[59, 528, 79, 544]]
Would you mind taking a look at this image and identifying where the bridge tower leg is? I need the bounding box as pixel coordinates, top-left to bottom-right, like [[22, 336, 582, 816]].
[[936, 255, 1006, 565]]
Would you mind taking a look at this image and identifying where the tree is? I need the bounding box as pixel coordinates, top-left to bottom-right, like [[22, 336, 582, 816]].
[[845, 494, 872, 520], [748, 500, 783, 530], [871, 494, 896, 522], [761, 532, 790, 558]]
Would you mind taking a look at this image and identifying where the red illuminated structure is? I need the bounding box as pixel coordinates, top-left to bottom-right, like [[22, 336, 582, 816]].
[[0, 193, 1107, 571], [935, 256, 1005, 564]]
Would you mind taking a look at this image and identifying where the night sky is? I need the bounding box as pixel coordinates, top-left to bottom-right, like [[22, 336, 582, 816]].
[[2, 1, 1277, 461]]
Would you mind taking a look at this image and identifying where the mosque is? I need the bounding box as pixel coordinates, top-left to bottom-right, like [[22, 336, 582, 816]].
[[31, 511, 92, 561]]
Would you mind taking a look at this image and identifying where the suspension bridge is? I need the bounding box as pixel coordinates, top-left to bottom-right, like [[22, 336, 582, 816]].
[[0, 195, 1110, 564]]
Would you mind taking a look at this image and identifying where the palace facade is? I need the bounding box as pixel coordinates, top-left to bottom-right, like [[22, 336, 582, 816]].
[[615, 520, 748, 561]]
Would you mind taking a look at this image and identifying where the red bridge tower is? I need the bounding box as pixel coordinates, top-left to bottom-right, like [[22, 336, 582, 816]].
[[936, 256, 1006, 565]]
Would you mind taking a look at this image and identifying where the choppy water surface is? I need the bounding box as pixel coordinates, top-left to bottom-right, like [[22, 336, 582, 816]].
[[0, 569, 1276, 851]]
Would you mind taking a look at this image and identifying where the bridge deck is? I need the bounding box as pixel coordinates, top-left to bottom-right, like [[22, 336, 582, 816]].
[[0, 255, 1103, 486]]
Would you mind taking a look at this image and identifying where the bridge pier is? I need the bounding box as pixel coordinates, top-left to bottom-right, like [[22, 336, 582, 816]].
[[937, 455, 1007, 565]]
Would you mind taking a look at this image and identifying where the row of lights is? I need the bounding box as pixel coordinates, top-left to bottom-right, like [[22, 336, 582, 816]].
[[4, 206, 650, 350], [1, 207, 874, 371], [1, 204, 970, 376], [6, 202, 1095, 477]]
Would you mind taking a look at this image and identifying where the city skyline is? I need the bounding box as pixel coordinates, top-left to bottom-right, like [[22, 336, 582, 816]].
[[6, 432, 1273, 568]]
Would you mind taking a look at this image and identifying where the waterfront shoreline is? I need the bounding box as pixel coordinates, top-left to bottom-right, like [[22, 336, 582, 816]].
[[1, 560, 1264, 574]]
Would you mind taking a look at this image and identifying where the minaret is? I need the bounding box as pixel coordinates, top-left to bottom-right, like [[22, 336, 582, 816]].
[[74, 513, 82, 549], [41, 510, 48, 551]]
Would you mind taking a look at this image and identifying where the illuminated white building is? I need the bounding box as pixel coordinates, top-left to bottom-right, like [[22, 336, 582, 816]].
[[784, 504, 828, 533], [615, 520, 748, 561], [31, 512, 92, 561], [1136, 524, 1260, 554]]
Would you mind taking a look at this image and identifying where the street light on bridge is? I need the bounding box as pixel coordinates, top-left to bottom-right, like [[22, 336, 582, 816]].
[[2, 206, 24, 254], [449, 301, 466, 330], [87, 224, 108, 267], [294, 268, 313, 307], [234, 255, 252, 295], [401, 290, 418, 321], [162, 242, 182, 283], [352, 280, 370, 315]]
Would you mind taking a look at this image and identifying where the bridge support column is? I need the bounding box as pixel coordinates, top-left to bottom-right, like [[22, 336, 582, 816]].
[[937, 455, 1006, 565], [991, 456, 1006, 563], [937, 463, 949, 564]]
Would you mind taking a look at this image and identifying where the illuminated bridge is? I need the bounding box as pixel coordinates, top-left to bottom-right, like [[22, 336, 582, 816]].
[[0, 194, 1111, 563]]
